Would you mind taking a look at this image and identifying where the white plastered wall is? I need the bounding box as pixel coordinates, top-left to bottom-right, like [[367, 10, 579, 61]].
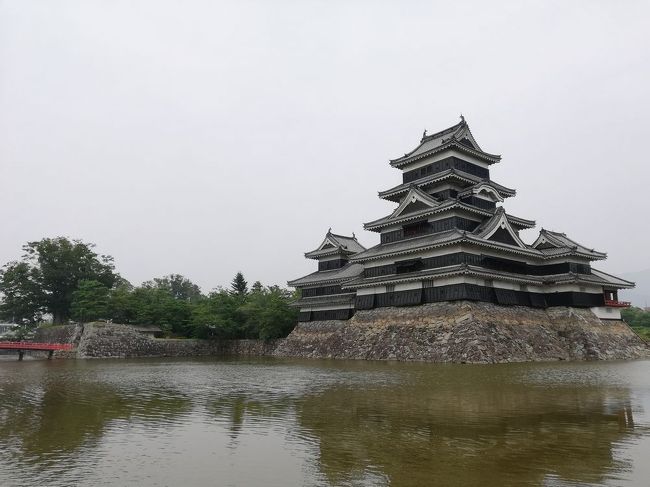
[[590, 307, 622, 320]]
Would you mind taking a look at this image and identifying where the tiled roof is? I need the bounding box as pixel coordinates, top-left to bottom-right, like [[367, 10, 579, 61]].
[[304, 231, 367, 259], [533, 229, 607, 259], [506, 214, 536, 229], [389, 119, 501, 167], [380, 173, 517, 203], [287, 263, 365, 287], [378, 169, 479, 200], [329, 233, 366, 253], [365, 200, 533, 232], [588, 268, 635, 288], [364, 200, 491, 230], [381, 185, 441, 220], [344, 264, 549, 289], [345, 264, 635, 290], [350, 229, 466, 262], [471, 207, 534, 235]]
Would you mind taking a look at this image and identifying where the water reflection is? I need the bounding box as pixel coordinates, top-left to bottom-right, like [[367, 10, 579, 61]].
[[295, 364, 644, 486], [0, 358, 648, 487], [0, 362, 191, 463], [208, 395, 292, 442]]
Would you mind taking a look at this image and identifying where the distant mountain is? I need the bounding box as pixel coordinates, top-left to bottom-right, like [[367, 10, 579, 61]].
[[619, 269, 650, 308]]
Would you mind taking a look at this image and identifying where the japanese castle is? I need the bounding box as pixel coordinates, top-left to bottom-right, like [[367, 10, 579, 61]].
[[288, 118, 633, 322]]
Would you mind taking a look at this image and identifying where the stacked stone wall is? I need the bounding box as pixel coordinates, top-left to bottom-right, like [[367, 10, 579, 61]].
[[28, 323, 278, 359], [274, 301, 649, 363], [32, 304, 649, 363], [73, 323, 279, 359], [34, 324, 83, 345]]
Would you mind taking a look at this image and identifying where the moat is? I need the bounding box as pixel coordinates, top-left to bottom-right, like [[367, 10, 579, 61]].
[[2, 357, 650, 486]]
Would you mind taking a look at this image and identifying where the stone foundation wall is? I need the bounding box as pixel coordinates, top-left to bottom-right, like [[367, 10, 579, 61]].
[[34, 303, 649, 363], [74, 323, 280, 358], [32, 323, 278, 359], [34, 324, 83, 345], [274, 301, 649, 363]]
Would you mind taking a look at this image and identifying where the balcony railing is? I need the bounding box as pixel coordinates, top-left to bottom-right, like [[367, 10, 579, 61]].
[[604, 299, 631, 308]]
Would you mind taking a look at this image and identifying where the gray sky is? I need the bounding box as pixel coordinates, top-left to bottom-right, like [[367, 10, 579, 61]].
[[1, 0, 649, 291]]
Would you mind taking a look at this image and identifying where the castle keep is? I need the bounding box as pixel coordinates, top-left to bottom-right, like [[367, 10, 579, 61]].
[[289, 118, 633, 322]]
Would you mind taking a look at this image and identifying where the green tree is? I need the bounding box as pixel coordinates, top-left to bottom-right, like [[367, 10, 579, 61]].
[[0, 237, 117, 324], [107, 280, 137, 324], [71, 280, 110, 322], [105, 275, 201, 335], [128, 287, 192, 335], [189, 281, 298, 340], [229, 272, 248, 297], [144, 274, 203, 302], [240, 285, 298, 339], [0, 262, 43, 324], [191, 290, 244, 339], [622, 307, 650, 328]]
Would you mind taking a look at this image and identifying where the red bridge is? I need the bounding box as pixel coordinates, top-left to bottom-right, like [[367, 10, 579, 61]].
[[0, 341, 74, 360]]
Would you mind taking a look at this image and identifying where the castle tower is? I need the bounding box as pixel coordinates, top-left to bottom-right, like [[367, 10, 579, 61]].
[[290, 118, 634, 321]]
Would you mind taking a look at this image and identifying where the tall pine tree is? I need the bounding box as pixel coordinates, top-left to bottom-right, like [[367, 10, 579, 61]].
[[229, 272, 248, 297]]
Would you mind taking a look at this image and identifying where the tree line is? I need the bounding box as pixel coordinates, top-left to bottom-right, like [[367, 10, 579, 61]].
[[621, 306, 650, 341], [0, 237, 298, 339]]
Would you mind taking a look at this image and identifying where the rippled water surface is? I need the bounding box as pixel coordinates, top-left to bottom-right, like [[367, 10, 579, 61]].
[[1, 357, 650, 486]]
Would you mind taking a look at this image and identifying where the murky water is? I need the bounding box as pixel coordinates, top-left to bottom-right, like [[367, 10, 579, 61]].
[[1, 357, 650, 487]]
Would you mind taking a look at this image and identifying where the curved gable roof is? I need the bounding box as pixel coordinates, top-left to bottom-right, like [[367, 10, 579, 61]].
[[388, 185, 441, 219], [304, 230, 366, 259], [532, 229, 606, 260], [473, 207, 529, 249], [389, 118, 501, 167]]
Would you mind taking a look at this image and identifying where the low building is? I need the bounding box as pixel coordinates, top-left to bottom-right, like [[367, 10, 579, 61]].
[[289, 118, 634, 320]]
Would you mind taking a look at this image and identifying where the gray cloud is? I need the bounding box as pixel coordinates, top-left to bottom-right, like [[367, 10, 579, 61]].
[[1, 0, 648, 291]]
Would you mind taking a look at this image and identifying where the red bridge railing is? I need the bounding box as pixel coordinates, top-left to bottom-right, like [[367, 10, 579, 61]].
[[0, 341, 74, 351], [604, 299, 631, 308]]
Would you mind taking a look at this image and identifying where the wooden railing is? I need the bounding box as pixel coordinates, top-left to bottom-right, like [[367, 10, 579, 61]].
[[604, 299, 631, 308]]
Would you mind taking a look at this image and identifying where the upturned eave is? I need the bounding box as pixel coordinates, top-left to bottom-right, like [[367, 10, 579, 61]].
[[343, 264, 545, 290], [364, 201, 492, 231], [389, 139, 501, 168]]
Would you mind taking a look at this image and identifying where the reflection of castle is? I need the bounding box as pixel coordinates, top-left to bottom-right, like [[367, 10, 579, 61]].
[[296, 370, 639, 486], [290, 119, 634, 322]]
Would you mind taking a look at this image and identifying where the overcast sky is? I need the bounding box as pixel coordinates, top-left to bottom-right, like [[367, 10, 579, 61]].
[[1, 0, 649, 291]]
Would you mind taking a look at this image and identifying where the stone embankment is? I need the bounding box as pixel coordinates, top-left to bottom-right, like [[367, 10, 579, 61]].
[[274, 302, 649, 363], [34, 302, 648, 362], [36, 323, 278, 359]]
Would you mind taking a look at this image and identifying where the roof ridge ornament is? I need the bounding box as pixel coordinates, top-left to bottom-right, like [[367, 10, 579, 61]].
[[460, 113, 465, 123]]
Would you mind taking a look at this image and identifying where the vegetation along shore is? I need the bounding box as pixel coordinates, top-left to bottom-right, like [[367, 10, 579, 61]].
[[0, 237, 297, 341]]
